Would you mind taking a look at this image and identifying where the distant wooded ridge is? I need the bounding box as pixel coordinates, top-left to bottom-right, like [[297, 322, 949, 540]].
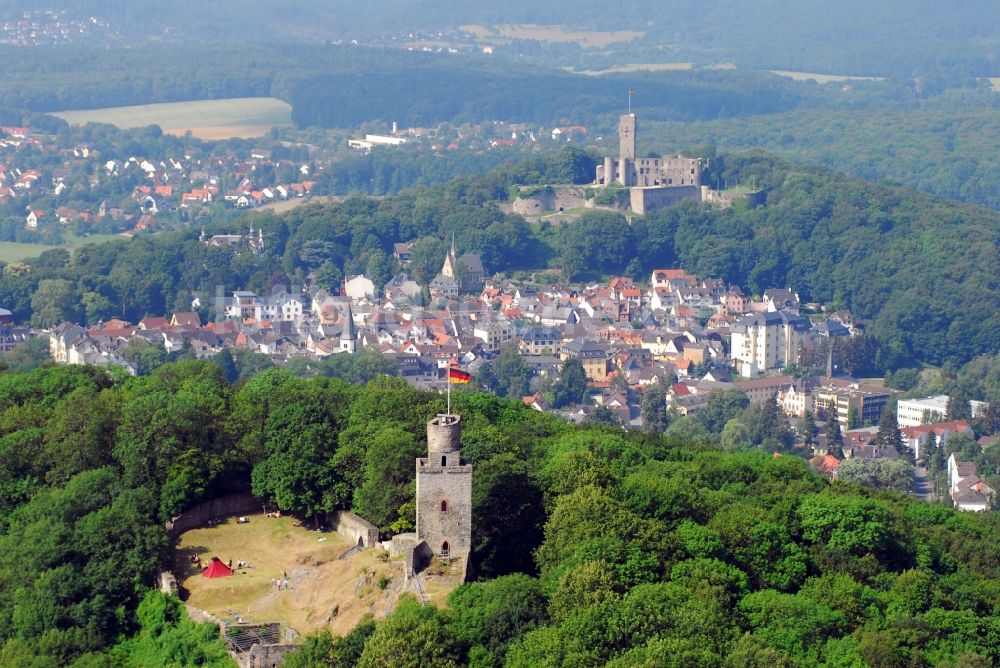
[[1, 1, 999, 76]]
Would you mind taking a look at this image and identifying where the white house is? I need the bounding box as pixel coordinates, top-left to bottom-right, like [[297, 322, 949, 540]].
[[947, 452, 990, 512], [344, 275, 375, 302]]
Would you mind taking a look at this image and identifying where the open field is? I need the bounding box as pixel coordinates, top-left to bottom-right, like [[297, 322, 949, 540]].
[[257, 194, 385, 214], [770, 70, 886, 83], [569, 62, 695, 76], [51, 97, 292, 139], [0, 233, 123, 263], [175, 514, 411, 636], [257, 195, 344, 214], [461, 23, 643, 48]]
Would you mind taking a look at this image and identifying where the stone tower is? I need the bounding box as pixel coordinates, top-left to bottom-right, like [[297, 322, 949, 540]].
[[618, 113, 636, 185], [415, 414, 472, 559], [619, 113, 636, 162]]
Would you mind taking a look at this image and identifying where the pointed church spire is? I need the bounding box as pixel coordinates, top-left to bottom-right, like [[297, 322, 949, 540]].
[[340, 303, 357, 353], [441, 234, 458, 279]]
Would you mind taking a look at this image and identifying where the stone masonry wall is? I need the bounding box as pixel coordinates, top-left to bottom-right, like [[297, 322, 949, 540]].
[[328, 510, 379, 548], [244, 643, 297, 668], [165, 492, 262, 539], [511, 186, 588, 217], [629, 185, 702, 215]]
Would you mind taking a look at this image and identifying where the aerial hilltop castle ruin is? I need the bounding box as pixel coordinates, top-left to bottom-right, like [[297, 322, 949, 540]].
[[594, 112, 705, 214], [512, 106, 761, 218]]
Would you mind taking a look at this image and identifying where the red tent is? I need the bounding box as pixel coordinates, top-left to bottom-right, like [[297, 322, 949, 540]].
[[202, 557, 233, 579]]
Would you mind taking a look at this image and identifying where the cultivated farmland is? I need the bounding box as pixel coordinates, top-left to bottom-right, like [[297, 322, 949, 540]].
[[51, 97, 293, 139]]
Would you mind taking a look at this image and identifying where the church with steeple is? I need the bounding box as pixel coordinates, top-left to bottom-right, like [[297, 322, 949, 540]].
[[430, 236, 486, 294], [339, 303, 357, 353]]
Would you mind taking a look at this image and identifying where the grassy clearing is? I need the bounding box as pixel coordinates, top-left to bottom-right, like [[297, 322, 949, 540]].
[[0, 241, 64, 263], [461, 23, 643, 48], [770, 70, 886, 83], [174, 513, 409, 636], [51, 97, 292, 139], [569, 62, 695, 76], [256, 195, 343, 214], [0, 233, 123, 263]]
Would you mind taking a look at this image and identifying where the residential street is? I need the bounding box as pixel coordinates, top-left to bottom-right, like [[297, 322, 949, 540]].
[[913, 465, 933, 502]]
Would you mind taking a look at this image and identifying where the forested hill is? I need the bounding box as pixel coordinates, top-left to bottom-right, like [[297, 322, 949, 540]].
[[2, 148, 997, 368], [642, 104, 1000, 213], [691, 153, 1000, 367], [4, 363, 1000, 665], [3, 0, 1000, 76], [287, 66, 814, 129], [0, 42, 828, 126]]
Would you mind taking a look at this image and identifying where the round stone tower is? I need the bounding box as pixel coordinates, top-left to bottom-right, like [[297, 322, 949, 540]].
[[416, 413, 472, 563], [427, 413, 461, 454]]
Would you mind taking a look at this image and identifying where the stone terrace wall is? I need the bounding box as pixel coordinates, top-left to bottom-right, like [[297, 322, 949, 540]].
[[329, 510, 379, 548], [165, 492, 262, 539], [244, 644, 297, 668]]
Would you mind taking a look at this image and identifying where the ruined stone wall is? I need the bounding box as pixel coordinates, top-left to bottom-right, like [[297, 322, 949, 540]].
[[404, 540, 433, 578], [158, 571, 178, 595], [244, 643, 297, 668], [383, 532, 419, 558], [702, 187, 766, 209], [328, 510, 379, 548], [629, 185, 702, 215], [511, 186, 588, 216], [165, 492, 262, 539]]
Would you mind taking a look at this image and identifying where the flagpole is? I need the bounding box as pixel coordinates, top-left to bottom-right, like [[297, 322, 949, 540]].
[[447, 371, 452, 417]]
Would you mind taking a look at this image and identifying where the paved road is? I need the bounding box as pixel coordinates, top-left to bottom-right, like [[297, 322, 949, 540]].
[[913, 465, 933, 501]]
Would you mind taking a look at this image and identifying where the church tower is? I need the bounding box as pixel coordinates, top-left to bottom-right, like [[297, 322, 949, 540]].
[[340, 303, 357, 353], [441, 234, 458, 279], [415, 414, 472, 560]]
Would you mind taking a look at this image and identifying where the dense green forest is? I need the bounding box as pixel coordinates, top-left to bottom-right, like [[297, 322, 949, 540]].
[[642, 100, 1000, 212], [0, 42, 837, 126], [2, 149, 998, 368], [3, 0, 1000, 76], [3, 361, 1000, 665], [286, 66, 826, 129]]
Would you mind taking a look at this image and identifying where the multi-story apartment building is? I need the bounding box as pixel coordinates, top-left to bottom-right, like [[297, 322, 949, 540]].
[[730, 311, 811, 378], [813, 380, 892, 429], [897, 395, 987, 428]]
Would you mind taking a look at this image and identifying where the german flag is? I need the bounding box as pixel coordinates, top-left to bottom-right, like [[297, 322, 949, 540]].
[[448, 366, 471, 384]]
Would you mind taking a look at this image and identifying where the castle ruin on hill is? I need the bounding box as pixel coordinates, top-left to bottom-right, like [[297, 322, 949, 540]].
[[415, 413, 472, 563], [511, 108, 762, 219], [384, 412, 473, 582], [594, 112, 705, 214]]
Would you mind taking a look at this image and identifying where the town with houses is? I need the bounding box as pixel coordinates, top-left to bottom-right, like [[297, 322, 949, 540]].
[[0, 10, 120, 46], [11, 233, 988, 514], [0, 115, 599, 241]]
